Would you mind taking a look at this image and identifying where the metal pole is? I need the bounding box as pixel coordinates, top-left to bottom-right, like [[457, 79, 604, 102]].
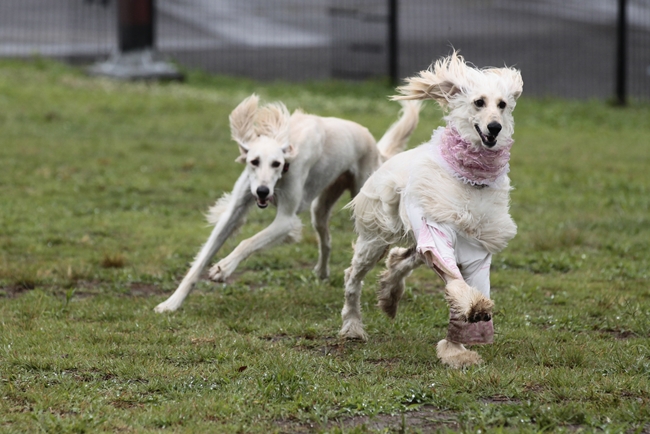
[[118, 0, 154, 53], [88, 0, 182, 80], [615, 0, 627, 106], [388, 0, 398, 86]]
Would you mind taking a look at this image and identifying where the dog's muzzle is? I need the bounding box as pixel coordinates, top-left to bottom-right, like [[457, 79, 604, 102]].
[[475, 122, 502, 148], [255, 185, 272, 208]]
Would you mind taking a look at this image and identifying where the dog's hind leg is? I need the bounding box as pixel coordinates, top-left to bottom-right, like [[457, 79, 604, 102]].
[[340, 235, 388, 341], [154, 173, 253, 313], [311, 172, 353, 280], [377, 246, 423, 319]]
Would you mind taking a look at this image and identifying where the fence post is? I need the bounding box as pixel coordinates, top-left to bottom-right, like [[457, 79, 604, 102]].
[[615, 0, 627, 105], [88, 0, 183, 80], [387, 0, 398, 86], [118, 0, 154, 53]]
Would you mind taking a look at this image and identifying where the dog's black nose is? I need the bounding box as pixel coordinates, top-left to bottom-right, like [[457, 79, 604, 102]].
[[256, 186, 270, 199], [487, 121, 502, 136]]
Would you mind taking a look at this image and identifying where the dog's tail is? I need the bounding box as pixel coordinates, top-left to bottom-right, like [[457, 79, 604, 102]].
[[376, 100, 421, 162]]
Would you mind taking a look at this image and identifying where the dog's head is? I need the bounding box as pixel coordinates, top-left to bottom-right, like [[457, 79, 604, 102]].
[[230, 94, 297, 208], [393, 51, 523, 150]]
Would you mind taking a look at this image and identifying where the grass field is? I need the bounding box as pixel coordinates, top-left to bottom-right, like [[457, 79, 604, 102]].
[[1, 59, 649, 433]]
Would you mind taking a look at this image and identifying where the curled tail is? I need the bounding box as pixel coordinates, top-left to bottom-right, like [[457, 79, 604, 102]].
[[376, 100, 421, 161]]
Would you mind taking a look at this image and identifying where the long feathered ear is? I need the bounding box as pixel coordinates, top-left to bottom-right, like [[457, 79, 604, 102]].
[[230, 94, 259, 163], [485, 67, 523, 101], [391, 51, 467, 109], [256, 102, 296, 160]]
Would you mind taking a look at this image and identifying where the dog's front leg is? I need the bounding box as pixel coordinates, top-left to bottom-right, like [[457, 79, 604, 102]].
[[434, 278, 493, 368], [208, 213, 302, 282], [154, 173, 252, 313], [443, 278, 494, 324], [410, 216, 493, 368]]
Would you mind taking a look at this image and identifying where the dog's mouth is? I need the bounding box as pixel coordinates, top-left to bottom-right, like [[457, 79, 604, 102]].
[[474, 124, 497, 148], [256, 196, 273, 209]]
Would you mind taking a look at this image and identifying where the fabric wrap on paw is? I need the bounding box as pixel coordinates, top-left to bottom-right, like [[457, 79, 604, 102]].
[[446, 311, 494, 345]]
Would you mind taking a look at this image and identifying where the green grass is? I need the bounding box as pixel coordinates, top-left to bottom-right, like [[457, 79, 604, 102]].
[[1, 59, 649, 433]]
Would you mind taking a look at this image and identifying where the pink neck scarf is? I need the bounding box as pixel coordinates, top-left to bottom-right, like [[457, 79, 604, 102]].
[[432, 125, 512, 187]]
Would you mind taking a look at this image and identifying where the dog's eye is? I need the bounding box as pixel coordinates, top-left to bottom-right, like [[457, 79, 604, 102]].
[[271, 161, 281, 168], [474, 99, 485, 108], [498, 101, 507, 109], [250, 159, 260, 167]]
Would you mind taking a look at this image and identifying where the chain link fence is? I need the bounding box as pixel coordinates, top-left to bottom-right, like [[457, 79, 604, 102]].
[[1, 0, 649, 100]]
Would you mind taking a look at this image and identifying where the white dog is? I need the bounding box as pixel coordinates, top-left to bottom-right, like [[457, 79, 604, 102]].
[[155, 94, 421, 313], [339, 52, 523, 368]]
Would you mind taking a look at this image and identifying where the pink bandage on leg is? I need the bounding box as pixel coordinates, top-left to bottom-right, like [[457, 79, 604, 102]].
[[415, 218, 462, 282], [447, 311, 494, 345], [406, 201, 494, 345]]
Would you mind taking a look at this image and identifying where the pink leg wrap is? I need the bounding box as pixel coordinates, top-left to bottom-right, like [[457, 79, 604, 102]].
[[447, 312, 494, 345]]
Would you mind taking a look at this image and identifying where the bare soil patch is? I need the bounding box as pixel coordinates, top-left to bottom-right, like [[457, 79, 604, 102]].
[[276, 406, 459, 433]]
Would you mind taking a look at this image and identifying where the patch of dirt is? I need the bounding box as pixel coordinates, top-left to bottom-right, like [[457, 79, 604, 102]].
[[314, 343, 345, 357], [365, 357, 401, 366], [289, 335, 351, 357], [111, 400, 144, 410], [260, 333, 292, 343], [481, 394, 520, 405], [0, 281, 168, 299], [3, 394, 33, 414], [600, 329, 637, 339], [258, 333, 350, 358], [523, 383, 545, 394], [276, 406, 459, 433], [1, 284, 34, 298], [127, 282, 168, 297]]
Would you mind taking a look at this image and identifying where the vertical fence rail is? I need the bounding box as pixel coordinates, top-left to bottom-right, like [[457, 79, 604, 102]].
[[387, 0, 398, 86], [117, 0, 154, 53], [616, 0, 628, 105]]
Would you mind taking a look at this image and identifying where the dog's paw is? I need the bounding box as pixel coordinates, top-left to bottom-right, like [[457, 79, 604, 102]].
[[313, 264, 330, 281], [208, 263, 230, 282], [154, 300, 179, 313], [467, 296, 494, 323], [436, 339, 482, 368], [339, 319, 368, 341], [445, 280, 493, 322], [377, 296, 399, 319], [376, 270, 404, 319]]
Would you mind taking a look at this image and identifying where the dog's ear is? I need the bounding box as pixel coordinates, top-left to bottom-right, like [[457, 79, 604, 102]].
[[230, 94, 259, 159], [281, 142, 297, 161], [391, 52, 466, 109], [392, 70, 460, 107], [234, 144, 248, 164], [255, 102, 290, 140], [507, 69, 523, 101], [256, 101, 296, 160], [488, 67, 524, 101]]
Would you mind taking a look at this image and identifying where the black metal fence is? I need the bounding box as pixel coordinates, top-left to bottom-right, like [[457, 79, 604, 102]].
[[1, 0, 649, 101]]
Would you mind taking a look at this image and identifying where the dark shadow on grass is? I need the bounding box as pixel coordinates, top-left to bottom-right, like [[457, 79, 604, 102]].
[[276, 405, 459, 433]]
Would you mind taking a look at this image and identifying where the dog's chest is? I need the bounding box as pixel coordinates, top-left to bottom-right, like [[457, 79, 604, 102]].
[[460, 187, 503, 227], [450, 184, 516, 251]]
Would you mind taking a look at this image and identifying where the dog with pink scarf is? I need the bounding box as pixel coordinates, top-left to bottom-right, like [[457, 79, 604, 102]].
[[339, 51, 523, 368]]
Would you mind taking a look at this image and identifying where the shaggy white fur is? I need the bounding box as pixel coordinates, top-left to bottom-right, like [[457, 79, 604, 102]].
[[154, 94, 421, 313], [339, 52, 523, 368]]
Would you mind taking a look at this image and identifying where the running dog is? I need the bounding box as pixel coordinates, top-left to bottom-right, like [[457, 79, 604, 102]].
[[338, 52, 523, 368], [155, 94, 420, 313]]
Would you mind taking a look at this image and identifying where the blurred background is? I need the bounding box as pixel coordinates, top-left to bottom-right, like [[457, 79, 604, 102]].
[[1, 0, 649, 101]]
